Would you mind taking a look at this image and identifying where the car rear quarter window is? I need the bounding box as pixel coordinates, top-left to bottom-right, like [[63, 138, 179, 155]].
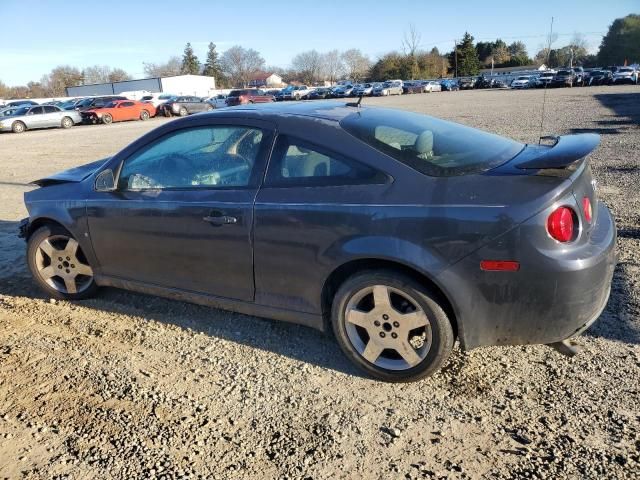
[[340, 108, 523, 177], [265, 135, 387, 187]]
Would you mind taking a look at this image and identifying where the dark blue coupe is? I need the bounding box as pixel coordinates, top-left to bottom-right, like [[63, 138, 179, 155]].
[[20, 102, 616, 381]]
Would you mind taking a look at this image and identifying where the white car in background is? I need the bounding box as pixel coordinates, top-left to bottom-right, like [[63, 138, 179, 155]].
[[612, 67, 639, 84], [423, 81, 442, 93], [511, 75, 533, 89], [140, 93, 177, 108], [207, 94, 228, 108], [284, 85, 313, 100]]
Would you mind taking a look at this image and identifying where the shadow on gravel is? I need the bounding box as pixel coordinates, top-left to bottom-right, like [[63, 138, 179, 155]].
[[587, 260, 640, 345], [0, 181, 30, 187], [594, 92, 640, 126], [568, 127, 622, 135]]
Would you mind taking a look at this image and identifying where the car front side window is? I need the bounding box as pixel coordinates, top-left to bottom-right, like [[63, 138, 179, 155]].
[[118, 126, 264, 190]]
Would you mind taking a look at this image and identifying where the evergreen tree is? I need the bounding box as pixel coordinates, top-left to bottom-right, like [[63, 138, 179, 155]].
[[456, 32, 481, 76], [597, 14, 640, 65], [203, 42, 223, 80], [181, 42, 201, 75]]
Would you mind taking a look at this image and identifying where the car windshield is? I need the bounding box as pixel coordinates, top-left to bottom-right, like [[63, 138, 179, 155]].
[[141, 96, 153, 101], [618, 68, 633, 72], [557, 70, 572, 75], [340, 108, 523, 177], [517, 76, 529, 80], [11, 107, 30, 116], [228, 90, 242, 97], [159, 94, 174, 99]]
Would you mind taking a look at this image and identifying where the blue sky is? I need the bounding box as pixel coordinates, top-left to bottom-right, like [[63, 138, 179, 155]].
[[0, 0, 636, 85]]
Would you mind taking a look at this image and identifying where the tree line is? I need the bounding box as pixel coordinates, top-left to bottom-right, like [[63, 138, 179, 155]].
[[1, 14, 638, 98]]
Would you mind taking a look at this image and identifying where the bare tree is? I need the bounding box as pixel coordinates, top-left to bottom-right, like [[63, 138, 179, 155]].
[[291, 50, 323, 84], [220, 45, 266, 87], [341, 49, 371, 82], [82, 65, 131, 84], [108, 68, 131, 82], [321, 50, 344, 84], [41, 65, 84, 96], [143, 56, 182, 78], [402, 23, 422, 56]]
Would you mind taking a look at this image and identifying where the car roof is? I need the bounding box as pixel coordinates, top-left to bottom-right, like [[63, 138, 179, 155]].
[[205, 100, 360, 122]]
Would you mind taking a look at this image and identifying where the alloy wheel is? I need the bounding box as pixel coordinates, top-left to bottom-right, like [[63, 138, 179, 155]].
[[344, 285, 432, 370], [35, 235, 93, 294]]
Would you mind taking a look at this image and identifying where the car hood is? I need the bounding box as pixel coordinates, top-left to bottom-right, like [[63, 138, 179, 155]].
[[31, 157, 111, 187]]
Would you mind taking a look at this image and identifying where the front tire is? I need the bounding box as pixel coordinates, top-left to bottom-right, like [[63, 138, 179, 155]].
[[102, 114, 113, 124], [179, 107, 188, 116], [140, 110, 150, 121], [12, 121, 25, 133], [331, 270, 454, 382], [61, 116, 73, 129], [27, 225, 98, 300]]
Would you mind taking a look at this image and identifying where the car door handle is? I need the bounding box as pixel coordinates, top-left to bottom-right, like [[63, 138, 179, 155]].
[[203, 214, 238, 226]]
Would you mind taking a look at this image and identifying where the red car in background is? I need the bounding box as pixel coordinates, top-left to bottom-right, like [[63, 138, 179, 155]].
[[81, 100, 156, 125], [225, 89, 275, 106]]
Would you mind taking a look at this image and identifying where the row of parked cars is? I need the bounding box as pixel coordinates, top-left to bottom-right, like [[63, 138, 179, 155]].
[[266, 79, 459, 101], [508, 65, 639, 89], [0, 93, 226, 133]]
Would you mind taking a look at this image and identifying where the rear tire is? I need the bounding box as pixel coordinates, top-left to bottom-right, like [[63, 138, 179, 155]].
[[61, 117, 73, 129], [27, 224, 98, 301], [331, 270, 455, 382], [12, 121, 25, 133], [206, 105, 214, 111]]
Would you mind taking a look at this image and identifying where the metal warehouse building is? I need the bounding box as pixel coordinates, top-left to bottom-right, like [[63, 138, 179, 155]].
[[65, 74, 216, 98]]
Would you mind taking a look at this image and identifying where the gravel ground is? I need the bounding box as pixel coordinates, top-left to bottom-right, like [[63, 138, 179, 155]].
[[0, 86, 638, 479]]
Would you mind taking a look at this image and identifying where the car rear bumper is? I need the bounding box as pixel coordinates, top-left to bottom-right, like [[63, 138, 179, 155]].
[[437, 201, 617, 350]]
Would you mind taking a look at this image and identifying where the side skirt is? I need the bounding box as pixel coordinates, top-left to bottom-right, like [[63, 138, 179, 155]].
[[95, 274, 326, 332]]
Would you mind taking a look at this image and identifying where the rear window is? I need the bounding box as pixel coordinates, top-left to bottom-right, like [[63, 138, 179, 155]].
[[340, 108, 523, 177]]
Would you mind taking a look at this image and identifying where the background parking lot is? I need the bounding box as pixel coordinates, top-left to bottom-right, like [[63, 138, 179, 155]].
[[0, 86, 638, 479]]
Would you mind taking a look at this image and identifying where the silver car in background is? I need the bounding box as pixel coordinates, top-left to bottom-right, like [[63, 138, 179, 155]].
[[423, 81, 442, 92], [0, 105, 82, 133], [373, 80, 403, 96]]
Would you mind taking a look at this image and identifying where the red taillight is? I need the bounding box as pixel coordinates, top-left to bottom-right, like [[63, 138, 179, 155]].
[[480, 260, 520, 271], [547, 206, 575, 242], [582, 197, 592, 223]]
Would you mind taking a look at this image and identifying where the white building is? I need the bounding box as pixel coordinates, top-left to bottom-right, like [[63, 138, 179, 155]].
[[66, 74, 216, 98], [249, 73, 284, 88]]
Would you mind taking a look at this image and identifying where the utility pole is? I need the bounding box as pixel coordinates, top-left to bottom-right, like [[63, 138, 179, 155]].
[[454, 40, 458, 78]]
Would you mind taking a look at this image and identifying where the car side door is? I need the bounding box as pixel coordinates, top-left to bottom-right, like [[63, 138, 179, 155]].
[[253, 133, 390, 314], [86, 119, 275, 301], [41, 105, 61, 127], [116, 101, 136, 121], [190, 97, 206, 113], [24, 106, 45, 128]]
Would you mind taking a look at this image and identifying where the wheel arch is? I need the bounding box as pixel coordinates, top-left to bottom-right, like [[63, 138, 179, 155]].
[[25, 217, 70, 240], [321, 258, 460, 343]]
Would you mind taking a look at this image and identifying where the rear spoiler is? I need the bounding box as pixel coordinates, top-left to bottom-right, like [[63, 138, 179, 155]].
[[517, 133, 600, 170]]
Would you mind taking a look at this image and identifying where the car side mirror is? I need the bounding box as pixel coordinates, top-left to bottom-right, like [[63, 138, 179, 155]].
[[95, 169, 116, 192]]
